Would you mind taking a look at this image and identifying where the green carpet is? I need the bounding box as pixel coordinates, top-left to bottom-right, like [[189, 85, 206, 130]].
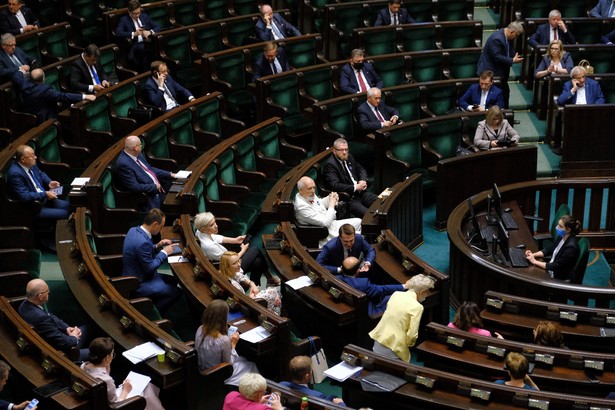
[[536, 143, 561, 177]]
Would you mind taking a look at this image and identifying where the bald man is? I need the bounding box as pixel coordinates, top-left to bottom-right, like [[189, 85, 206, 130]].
[[18, 279, 90, 360], [113, 135, 177, 211], [254, 4, 301, 42]]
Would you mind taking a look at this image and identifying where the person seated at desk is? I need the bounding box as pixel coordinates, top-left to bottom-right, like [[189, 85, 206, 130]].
[[0, 33, 36, 84], [316, 223, 375, 275], [458, 70, 505, 112], [223, 373, 283, 410], [369, 274, 434, 361], [220, 252, 282, 315], [0, 0, 39, 35], [195, 300, 258, 387], [254, 4, 301, 42], [495, 352, 539, 390], [527, 10, 575, 48], [280, 356, 345, 406], [525, 214, 581, 281], [602, 28, 615, 44], [533, 321, 565, 348], [194, 212, 279, 286], [69, 44, 111, 93], [82, 337, 164, 410], [115, 0, 161, 71], [339, 49, 383, 95], [374, 0, 415, 26], [557, 66, 605, 106], [142, 60, 194, 112], [534, 40, 573, 80], [0, 360, 35, 410], [252, 42, 291, 81], [473, 105, 520, 151], [589, 0, 615, 17], [357, 87, 400, 132], [448, 301, 503, 338]]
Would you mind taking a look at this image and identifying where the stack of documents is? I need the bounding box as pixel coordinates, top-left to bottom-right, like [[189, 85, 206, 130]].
[[324, 361, 363, 382], [122, 342, 165, 364], [117, 371, 151, 398]]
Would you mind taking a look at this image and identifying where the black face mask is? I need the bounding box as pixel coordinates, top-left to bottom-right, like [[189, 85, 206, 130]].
[[353, 62, 364, 71]]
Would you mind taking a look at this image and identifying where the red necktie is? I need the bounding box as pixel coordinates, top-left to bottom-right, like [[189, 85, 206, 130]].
[[374, 106, 385, 122], [357, 70, 368, 92], [553, 28, 557, 40], [137, 159, 160, 185]]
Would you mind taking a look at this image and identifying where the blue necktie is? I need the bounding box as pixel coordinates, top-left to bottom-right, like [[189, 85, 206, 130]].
[[90, 65, 100, 85], [29, 168, 44, 191]]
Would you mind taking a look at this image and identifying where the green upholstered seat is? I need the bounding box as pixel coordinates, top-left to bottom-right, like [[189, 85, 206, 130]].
[[235, 136, 278, 193], [405, 0, 434, 23], [203, 0, 231, 20], [401, 25, 437, 52], [422, 83, 457, 116], [448, 49, 482, 79], [329, 5, 368, 60], [441, 26, 481, 49], [267, 75, 311, 138], [146, 4, 172, 30], [110, 83, 139, 118], [85, 98, 112, 132], [17, 33, 42, 65], [167, 110, 195, 147], [217, 148, 266, 210], [40, 24, 73, 60], [302, 67, 336, 101], [559, 0, 593, 17], [283, 36, 323, 68], [172, 0, 201, 26], [254, 120, 306, 173], [373, 56, 408, 88], [66, 0, 104, 45], [390, 86, 421, 123], [571, 238, 590, 284], [158, 31, 201, 89], [435, 0, 472, 21], [211, 51, 254, 118], [192, 24, 224, 54], [224, 18, 257, 47], [231, 0, 260, 16], [409, 54, 444, 83], [518, 0, 551, 19], [360, 28, 398, 57], [424, 117, 463, 160]]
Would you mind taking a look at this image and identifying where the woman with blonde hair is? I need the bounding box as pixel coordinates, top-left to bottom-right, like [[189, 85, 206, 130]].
[[473, 105, 520, 150], [220, 251, 282, 315], [535, 39, 573, 79]]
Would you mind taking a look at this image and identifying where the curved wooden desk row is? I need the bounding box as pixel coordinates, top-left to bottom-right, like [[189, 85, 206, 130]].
[[418, 322, 615, 397], [339, 344, 615, 410], [448, 178, 615, 308], [0, 297, 147, 410]]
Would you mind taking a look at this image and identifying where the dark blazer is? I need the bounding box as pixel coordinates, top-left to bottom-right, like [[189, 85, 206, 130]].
[[339, 62, 383, 94], [321, 153, 368, 195], [527, 23, 576, 48], [254, 13, 301, 41], [0, 399, 10, 410], [113, 150, 171, 210], [542, 235, 580, 281], [11, 71, 82, 123], [122, 226, 169, 293], [534, 52, 574, 77], [6, 161, 50, 202], [357, 100, 399, 131], [602, 28, 615, 43], [0, 6, 39, 35], [316, 234, 376, 274], [458, 83, 505, 111], [590, 0, 615, 17], [252, 47, 291, 81], [142, 74, 193, 112], [115, 13, 161, 60], [18, 300, 78, 352], [279, 382, 342, 403], [374, 7, 415, 26], [336, 275, 404, 315], [557, 77, 605, 106], [69, 56, 109, 93], [0, 47, 36, 82], [476, 29, 513, 80]]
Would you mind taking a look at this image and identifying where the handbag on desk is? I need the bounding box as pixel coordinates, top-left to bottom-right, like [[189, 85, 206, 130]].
[[579, 59, 594, 75], [309, 336, 329, 384]]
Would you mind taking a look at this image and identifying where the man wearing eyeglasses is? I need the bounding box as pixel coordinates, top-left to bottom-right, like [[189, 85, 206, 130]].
[[0, 33, 36, 83], [19, 279, 90, 360], [0, 0, 39, 36], [115, 0, 160, 71]]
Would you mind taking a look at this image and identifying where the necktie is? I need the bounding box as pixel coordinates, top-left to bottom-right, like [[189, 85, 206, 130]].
[[90, 65, 100, 85], [134, 18, 141, 28], [553, 28, 557, 40], [271, 21, 284, 39], [271, 62, 277, 74], [356, 70, 368, 92], [10, 54, 21, 67], [137, 158, 160, 185], [609, 2, 615, 17], [343, 161, 357, 185], [29, 168, 44, 192], [393, 13, 398, 25], [344, 248, 349, 259], [374, 106, 385, 122]]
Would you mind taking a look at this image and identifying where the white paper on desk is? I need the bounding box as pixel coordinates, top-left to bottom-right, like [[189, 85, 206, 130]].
[[324, 361, 363, 382], [117, 371, 151, 398], [285, 275, 313, 290], [174, 170, 192, 179], [71, 177, 90, 187], [122, 342, 164, 364], [50, 186, 63, 195], [239, 326, 271, 344], [167, 255, 189, 263]]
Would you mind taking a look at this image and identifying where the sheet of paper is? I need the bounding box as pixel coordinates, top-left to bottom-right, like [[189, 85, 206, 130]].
[[167, 255, 189, 264], [174, 170, 192, 179], [324, 361, 363, 382], [50, 186, 63, 195], [122, 342, 164, 364], [117, 371, 151, 398], [239, 326, 272, 344], [71, 177, 90, 187], [285, 275, 314, 290]]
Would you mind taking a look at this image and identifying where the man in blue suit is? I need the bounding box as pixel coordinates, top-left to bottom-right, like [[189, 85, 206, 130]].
[[0, 360, 34, 410], [252, 42, 291, 81], [458, 70, 506, 112], [280, 356, 345, 406], [557, 66, 605, 106], [113, 135, 177, 211], [476, 21, 524, 108], [374, 0, 415, 26], [602, 28, 615, 43], [339, 49, 383, 94], [357, 87, 400, 132], [590, 0, 615, 17], [0, 0, 39, 35], [0, 33, 36, 83], [337, 256, 410, 315], [7, 145, 70, 221], [317, 224, 376, 274], [115, 0, 161, 71], [142, 60, 194, 112], [122, 208, 181, 315], [12, 69, 95, 123], [255, 4, 301, 42], [527, 10, 575, 48]]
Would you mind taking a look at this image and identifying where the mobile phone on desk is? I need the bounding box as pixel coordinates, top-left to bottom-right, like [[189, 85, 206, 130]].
[[228, 325, 238, 336], [242, 234, 252, 244], [25, 399, 39, 410]]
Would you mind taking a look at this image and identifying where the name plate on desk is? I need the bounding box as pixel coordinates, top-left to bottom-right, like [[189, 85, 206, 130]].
[[487, 345, 506, 358], [534, 353, 554, 366], [528, 398, 549, 410], [414, 374, 435, 389], [560, 311, 578, 322], [584, 360, 604, 371], [446, 335, 465, 348], [470, 388, 491, 401], [486, 298, 504, 310], [606, 316, 615, 325]]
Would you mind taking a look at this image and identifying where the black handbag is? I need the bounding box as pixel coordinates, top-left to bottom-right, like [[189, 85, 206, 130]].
[[127, 106, 155, 126]]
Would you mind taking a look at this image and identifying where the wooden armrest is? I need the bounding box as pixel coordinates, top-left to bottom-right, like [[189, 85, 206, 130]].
[[109, 276, 139, 298]]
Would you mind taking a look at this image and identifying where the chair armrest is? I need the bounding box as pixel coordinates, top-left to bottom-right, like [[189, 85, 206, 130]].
[[0, 227, 34, 249], [109, 276, 139, 298]]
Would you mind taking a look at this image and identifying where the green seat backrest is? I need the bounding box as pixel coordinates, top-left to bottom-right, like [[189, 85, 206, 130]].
[[333, 6, 366, 37], [194, 179, 206, 213], [405, 1, 433, 23], [283, 37, 319, 68], [402, 26, 437, 52], [100, 169, 117, 209], [600, 77, 615, 104], [390, 87, 421, 122], [160, 31, 192, 69], [172, 1, 199, 26], [111, 83, 138, 118], [270, 75, 301, 116], [203, 164, 221, 201], [424, 84, 457, 116], [98, 48, 117, 81], [520, 0, 550, 19], [44, 68, 61, 91], [86, 98, 112, 132], [410, 54, 444, 83], [235, 135, 257, 171], [231, 0, 260, 16], [256, 122, 282, 160], [373, 56, 406, 88], [193, 98, 222, 135], [217, 149, 237, 185], [35, 125, 62, 163], [551, 204, 571, 240], [465, 113, 483, 141], [168, 109, 194, 146], [18, 34, 42, 64], [24, 249, 41, 277], [559, 0, 591, 17], [146, 123, 170, 159], [426, 118, 462, 160], [571, 237, 590, 284], [204, 0, 231, 20], [193, 24, 224, 54], [362, 29, 397, 57], [302, 67, 335, 101], [225, 18, 256, 47], [441, 26, 480, 49], [84, 212, 92, 232], [436, 0, 470, 21], [389, 124, 423, 169], [214, 51, 247, 91], [71, 0, 100, 24], [327, 99, 358, 140], [448, 49, 482, 79], [87, 233, 98, 255], [586, 50, 615, 74], [146, 5, 171, 30]]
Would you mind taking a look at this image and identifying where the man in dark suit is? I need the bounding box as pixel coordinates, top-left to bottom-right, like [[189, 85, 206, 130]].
[[557, 66, 605, 106], [527, 10, 575, 48], [476, 21, 524, 108], [11, 69, 95, 123], [0, 33, 36, 83], [374, 0, 415, 26], [280, 356, 345, 406], [357, 87, 400, 132], [255, 4, 301, 42], [142, 60, 194, 112], [0, 0, 39, 35], [122, 208, 181, 315], [337, 256, 410, 315], [601, 28, 615, 43], [113, 135, 177, 211], [321, 139, 378, 218], [18, 279, 90, 360], [0, 360, 33, 410], [339, 49, 383, 95], [458, 70, 506, 112], [68, 44, 110, 93], [7, 145, 70, 221], [316, 224, 376, 274], [115, 0, 161, 71], [590, 0, 615, 17], [252, 42, 291, 81]]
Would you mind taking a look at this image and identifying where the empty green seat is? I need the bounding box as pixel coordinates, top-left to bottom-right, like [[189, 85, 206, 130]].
[[373, 55, 408, 88], [301, 66, 336, 101], [435, 0, 472, 22], [409, 53, 444, 83], [216, 148, 266, 210], [203, 0, 231, 20], [282, 35, 324, 68], [447, 49, 482, 79], [192, 24, 225, 54], [424, 117, 463, 160], [224, 17, 257, 47], [389, 86, 421, 122], [421, 83, 457, 117], [65, 0, 105, 45], [207, 50, 254, 121], [358, 27, 398, 57], [401, 25, 437, 52], [441, 25, 481, 49], [264, 75, 311, 143]]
